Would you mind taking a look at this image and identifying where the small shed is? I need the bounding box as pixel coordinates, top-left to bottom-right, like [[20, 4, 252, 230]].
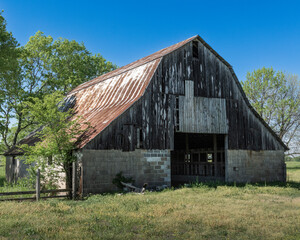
[[5, 35, 287, 193]]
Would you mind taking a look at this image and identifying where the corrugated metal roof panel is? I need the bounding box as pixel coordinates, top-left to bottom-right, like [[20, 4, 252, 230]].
[[69, 58, 161, 148]]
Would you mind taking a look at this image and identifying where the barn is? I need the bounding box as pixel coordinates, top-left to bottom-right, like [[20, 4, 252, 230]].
[[5, 35, 287, 193]]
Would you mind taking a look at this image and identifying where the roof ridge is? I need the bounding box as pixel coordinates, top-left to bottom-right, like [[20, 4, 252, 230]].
[[68, 35, 197, 95]]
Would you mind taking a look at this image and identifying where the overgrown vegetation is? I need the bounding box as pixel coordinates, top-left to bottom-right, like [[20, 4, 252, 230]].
[[112, 171, 134, 190], [0, 183, 300, 239], [21, 93, 91, 190]]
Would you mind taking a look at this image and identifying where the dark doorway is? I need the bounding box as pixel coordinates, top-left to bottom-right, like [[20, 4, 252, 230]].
[[171, 133, 225, 185]]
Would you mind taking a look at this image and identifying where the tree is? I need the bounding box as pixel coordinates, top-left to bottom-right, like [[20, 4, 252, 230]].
[[0, 11, 23, 153], [0, 11, 19, 81], [20, 31, 117, 95], [21, 93, 90, 190], [0, 30, 116, 154], [242, 67, 300, 155]]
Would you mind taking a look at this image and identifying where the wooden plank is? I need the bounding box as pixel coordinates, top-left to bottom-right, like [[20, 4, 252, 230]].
[[0, 191, 35, 196], [213, 135, 218, 177], [36, 169, 40, 201], [72, 161, 76, 200], [0, 195, 69, 202], [0, 189, 71, 196]]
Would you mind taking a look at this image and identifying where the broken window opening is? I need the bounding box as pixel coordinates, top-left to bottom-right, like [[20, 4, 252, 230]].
[[137, 128, 143, 149]]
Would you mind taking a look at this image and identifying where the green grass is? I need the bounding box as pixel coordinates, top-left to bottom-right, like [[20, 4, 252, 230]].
[[0, 184, 300, 239], [0, 162, 299, 239], [286, 161, 300, 182]]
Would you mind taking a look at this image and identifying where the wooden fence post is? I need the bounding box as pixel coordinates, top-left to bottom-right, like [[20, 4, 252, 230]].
[[36, 169, 40, 201], [72, 161, 76, 200]]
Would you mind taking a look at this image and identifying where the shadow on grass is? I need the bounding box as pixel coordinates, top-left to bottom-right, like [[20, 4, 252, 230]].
[[176, 181, 300, 190]]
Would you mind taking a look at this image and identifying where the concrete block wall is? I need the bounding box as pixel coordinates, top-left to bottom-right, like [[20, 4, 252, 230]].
[[226, 150, 285, 183], [80, 149, 171, 194]]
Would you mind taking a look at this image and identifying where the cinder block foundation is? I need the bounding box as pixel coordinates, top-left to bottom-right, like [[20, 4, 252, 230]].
[[226, 150, 285, 183], [79, 149, 171, 194]]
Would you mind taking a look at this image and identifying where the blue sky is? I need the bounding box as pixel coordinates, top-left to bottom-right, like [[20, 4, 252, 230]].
[[2, 0, 300, 81]]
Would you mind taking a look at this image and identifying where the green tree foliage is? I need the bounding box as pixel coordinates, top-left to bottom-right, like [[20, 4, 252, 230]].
[[0, 12, 22, 152], [0, 29, 116, 153], [242, 67, 300, 155], [20, 31, 116, 95], [0, 11, 19, 81], [21, 93, 90, 189]]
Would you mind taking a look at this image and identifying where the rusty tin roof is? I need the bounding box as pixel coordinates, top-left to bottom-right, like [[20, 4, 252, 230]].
[[66, 36, 197, 148], [69, 59, 161, 148]]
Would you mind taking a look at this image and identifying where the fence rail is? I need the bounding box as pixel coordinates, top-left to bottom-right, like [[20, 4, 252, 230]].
[[0, 169, 71, 201]]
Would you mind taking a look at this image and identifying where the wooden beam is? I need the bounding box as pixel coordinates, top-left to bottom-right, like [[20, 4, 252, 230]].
[[36, 169, 40, 201], [0, 189, 71, 196], [224, 135, 228, 182], [213, 135, 217, 177], [72, 161, 76, 200]]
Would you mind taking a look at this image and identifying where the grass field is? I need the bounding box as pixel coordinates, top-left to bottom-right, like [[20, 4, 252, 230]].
[[286, 161, 300, 182], [0, 162, 299, 239]]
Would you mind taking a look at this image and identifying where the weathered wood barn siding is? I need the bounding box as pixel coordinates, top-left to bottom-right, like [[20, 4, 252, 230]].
[[84, 39, 285, 152]]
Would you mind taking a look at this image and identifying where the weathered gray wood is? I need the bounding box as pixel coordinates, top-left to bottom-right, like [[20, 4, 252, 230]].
[[0, 191, 35, 196], [72, 161, 76, 200], [36, 169, 40, 201], [213, 135, 218, 177], [83, 39, 285, 152], [224, 134, 229, 182]]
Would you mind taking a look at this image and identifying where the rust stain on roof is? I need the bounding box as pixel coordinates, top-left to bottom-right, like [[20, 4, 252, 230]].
[[69, 58, 161, 148], [67, 36, 197, 148]]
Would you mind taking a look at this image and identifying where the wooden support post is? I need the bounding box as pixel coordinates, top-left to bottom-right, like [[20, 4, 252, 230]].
[[213, 135, 218, 177], [80, 166, 83, 196], [224, 135, 228, 182], [36, 169, 40, 201], [72, 161, 76, 200]]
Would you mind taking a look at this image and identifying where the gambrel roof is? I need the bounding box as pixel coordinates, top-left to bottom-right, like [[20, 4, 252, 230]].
[[67, 35, 287, 150]]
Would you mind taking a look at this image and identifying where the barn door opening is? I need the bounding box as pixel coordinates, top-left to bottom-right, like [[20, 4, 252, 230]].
[[171, 133, 225, 185]]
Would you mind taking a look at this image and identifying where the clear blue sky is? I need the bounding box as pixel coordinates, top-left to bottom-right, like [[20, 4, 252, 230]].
[[2, 0, 300, 81]]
